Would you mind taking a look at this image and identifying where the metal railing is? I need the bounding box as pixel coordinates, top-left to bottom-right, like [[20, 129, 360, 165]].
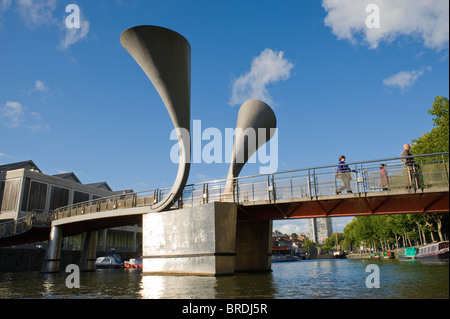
[[0, 210, 53, 239], [51, 152, 448, 221]]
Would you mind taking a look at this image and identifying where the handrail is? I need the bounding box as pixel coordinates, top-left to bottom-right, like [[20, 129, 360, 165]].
[[52, 152, 449, 221], [0, 210, 53, 239]]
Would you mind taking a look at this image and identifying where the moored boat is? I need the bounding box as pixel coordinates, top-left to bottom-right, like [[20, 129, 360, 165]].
[[333, 228, 346, 259], [95, 253, 124, 269], [333, 251, 346, 259], [370, 251, 394, 259], [398, 247, 418, 261], [124, 257, 142, 268], [416, 241, 449, 262], [371, 252, 382, 259], [272, 254, 301, 262], [383, 251, 394, 259]]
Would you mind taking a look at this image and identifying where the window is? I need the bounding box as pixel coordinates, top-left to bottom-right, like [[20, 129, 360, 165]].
[[49, 186, 70, 210], [73, 191, 90, 204], [0, 179, 20, 212], [26, 181, 48, 212]]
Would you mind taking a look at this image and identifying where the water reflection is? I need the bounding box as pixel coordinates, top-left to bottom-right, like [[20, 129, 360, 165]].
[[140, 274, 219, 298], [0, 259, 447, 299], [140, 272, 277, 299]]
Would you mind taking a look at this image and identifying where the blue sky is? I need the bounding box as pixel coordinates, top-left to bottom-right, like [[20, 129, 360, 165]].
[[1, 0, 449, 234]]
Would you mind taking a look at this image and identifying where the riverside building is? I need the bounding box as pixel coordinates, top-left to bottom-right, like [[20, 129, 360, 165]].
[[309, 217, 333, 245], [0, 160, 141, 253]]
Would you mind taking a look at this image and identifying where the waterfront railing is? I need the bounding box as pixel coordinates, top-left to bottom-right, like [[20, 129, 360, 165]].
[[48, 152, 449, 222], [0, 210, 52, 239]]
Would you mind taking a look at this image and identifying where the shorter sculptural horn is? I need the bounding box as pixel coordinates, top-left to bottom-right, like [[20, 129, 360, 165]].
[[227, 99, 277, 181]]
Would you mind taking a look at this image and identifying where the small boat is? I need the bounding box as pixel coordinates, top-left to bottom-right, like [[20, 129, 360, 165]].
[[398, 247, 418, 261], [333, 228, 346, 259], [333, 251, 346, 259], [124, 257, 142, 268], [371, 252, 381, 259], [95, 253, 124, 269], [272, 254, 301, 262], [370, 251, 393, 259], [416, 241, 449, 262], [383, 251, 394, 259]]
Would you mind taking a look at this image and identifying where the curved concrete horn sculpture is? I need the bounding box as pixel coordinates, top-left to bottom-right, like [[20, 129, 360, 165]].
[[227, 99, 277, 182], [121, 26, 191, 211]]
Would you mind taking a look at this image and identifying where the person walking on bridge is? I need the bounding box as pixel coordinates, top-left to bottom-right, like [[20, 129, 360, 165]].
[[336, 155, 356, 194]]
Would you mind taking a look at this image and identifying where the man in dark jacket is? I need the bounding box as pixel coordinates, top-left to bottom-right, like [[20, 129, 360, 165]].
[[336, 155, 356, 194]]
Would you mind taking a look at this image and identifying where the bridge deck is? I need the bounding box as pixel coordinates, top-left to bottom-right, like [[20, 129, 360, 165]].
[[1, 153, 448, 247]]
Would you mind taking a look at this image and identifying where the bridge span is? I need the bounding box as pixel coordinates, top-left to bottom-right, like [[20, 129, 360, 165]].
[[1, 152, 448, 248]]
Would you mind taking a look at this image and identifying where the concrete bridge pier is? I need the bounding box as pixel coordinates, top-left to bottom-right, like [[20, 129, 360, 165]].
[[142, 202, 273, 275], [79, 230, 97, 272], [235, 220, 273, 272], [142, 202, 238, 276], [41, 226, 62, 273]]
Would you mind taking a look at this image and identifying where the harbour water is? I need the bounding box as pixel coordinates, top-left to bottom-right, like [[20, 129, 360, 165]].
[[0, 258, 448, 299]]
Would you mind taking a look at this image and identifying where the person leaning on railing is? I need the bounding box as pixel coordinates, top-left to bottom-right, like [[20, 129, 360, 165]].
[[401, 144, 421, 189]]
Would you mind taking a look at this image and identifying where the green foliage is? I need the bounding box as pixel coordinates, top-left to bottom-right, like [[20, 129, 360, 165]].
[[412, 96, 449, 154], [336, 96, 450, 252], [322, 232, 345, 252], [302, 239, 317, 254], [342, 213, 449, 251]]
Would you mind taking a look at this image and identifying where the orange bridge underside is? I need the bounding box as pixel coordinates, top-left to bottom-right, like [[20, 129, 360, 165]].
[[237, 190, 449, 221]]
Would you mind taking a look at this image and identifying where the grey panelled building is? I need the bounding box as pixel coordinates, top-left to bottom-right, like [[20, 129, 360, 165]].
[[0, 160, 141, 253], [309, 217, 333, 245]]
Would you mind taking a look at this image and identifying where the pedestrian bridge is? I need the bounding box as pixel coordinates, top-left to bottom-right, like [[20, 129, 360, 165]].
[[1, 152, 448, 246]]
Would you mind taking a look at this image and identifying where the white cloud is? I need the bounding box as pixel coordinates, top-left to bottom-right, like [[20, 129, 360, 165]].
[[33, 80, 48, 92], [16, 0, 57, 26], [0, 0, 11, 12], [2, 1, 89, 49], [0, 0, 11, 24], [0, 101, 24, 127], [273, 220, 310, 236], [229, 48, 294, 106], [322, 0, 449, 51], [59, 14, 90, 50], [382, 66, 431, 92], [0, 100, 49, 131]]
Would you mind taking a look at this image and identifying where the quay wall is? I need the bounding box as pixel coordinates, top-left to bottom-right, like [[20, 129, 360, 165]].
[[0, 248, 137, 272]]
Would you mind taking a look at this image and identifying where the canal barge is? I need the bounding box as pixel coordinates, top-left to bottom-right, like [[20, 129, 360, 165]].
[[416, 241, 449, 261], [398, 247, 418, 260]]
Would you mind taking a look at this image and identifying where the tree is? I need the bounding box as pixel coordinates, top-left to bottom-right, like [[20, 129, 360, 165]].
[[302, 239, 317, 254], [411, 96, 449, 154]]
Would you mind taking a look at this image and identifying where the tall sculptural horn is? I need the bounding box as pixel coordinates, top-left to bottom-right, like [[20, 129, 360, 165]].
[[227, 99, 277, 182], [121, 25, 191, 211]]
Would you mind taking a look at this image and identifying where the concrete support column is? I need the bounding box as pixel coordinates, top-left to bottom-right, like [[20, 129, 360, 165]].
[[79, 230, 97, 272], [132, 231, 137, 253], [142, 202, 237, 276], [102, 229, 107, 251], [235, 220, 273, 272], [41, 226, 62, 273]]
